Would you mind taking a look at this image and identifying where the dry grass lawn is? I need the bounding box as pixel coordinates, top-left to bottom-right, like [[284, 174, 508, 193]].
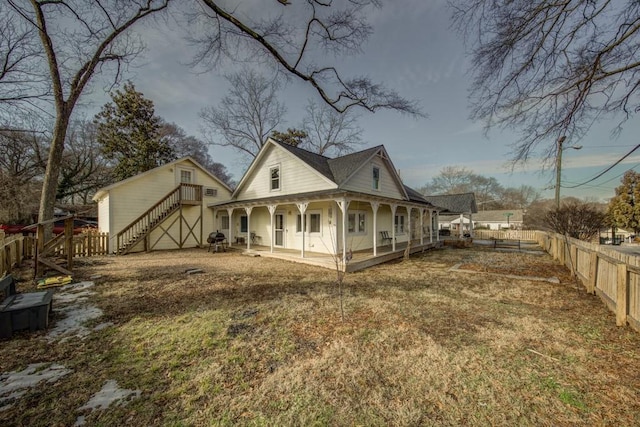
[[1, 245, 640, 426]]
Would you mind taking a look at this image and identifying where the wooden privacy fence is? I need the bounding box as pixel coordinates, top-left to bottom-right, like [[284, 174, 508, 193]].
[[1, 234, 31, 277], [1, 231, 109, 277], [537, 232, 640, 332], [49, 231, 109, 258], [474, 229, 538, 240]]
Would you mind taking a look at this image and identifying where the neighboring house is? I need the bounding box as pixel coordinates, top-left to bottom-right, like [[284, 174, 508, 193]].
[[423, 193, 478, 237], [93, 157, 232, 254], [208, 138, 442, 262], [472, 209, 524, 230], [438, 209, 524, 232]]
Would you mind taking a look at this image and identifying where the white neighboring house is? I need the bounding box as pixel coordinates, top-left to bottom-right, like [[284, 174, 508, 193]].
[[439, 209, 524, 232], [208, 138, 443, 261], [471, 209, 524, 230], [92, 157, 233, 254]]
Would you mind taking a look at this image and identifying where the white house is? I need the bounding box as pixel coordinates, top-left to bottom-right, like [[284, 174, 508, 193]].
[[208, 138, 443, 263], [93, 157, 233, 253]]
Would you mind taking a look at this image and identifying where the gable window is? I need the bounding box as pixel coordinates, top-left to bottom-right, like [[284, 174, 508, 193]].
[[270, 166, 280, 191], [180, 169, 192, 184], [348, 211, 366, 234], [204, 187, 218, 197], [395, 214, 405, 234], [372, 166, 380, 190]]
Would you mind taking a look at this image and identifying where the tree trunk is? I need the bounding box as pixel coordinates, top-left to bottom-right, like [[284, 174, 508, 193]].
[[38, 110, 69, 238]]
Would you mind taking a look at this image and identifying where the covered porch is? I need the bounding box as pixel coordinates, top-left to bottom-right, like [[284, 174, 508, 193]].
[[209, 190, 442, 269]]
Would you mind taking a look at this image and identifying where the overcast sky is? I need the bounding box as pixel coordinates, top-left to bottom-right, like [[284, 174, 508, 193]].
[[83, 0, 640, 202]]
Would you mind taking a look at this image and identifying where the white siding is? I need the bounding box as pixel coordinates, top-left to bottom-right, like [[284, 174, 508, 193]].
[[236, 145, 335, 200], [104, 159, 231, 252], [341, 156, 404, 199]]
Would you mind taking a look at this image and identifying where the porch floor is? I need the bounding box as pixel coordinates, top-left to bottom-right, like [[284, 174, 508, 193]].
[[226, 240, 443, 272]]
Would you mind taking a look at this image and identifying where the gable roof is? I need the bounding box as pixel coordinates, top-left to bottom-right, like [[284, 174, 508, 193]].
[[92, 156, 232, 202], [423, 193, 478, 214]]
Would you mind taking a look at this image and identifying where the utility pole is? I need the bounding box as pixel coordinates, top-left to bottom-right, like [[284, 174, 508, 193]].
[[555, 136, 582, 208], [555, 136, 566, 209]]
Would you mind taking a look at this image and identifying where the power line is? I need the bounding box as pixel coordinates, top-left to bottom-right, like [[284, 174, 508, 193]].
[[563, 144, 640, 189]]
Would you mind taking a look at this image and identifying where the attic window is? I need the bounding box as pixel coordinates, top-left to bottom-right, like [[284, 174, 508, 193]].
[[372, 166, 380, 190], [270, 166, 280, 191], [204, 187, 218, 197]]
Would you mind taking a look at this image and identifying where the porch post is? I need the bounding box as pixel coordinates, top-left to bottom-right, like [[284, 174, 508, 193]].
[[429, 210, 433, 243], [337, 199, 350, 262], [371, 201, 380, 256], [420, 208, 424, 246], [268, 205, 276, 253], [226, 208, 234, 245], [469, 212, 474, 238], [459, 213, 464, 238], [436, 211, 440, 242], [407, 206, 412, 246], [245, 207, 253, 250], [390, 204, 397, 251], [297, 203, 308, 258]]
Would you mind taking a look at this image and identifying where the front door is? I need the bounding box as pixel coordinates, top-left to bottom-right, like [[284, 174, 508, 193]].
[[274, 213, 285, 247]]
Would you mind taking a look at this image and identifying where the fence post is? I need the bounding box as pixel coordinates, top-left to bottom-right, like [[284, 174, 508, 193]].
[[617, 263, 629, 326], [588, 252, 598, 294]]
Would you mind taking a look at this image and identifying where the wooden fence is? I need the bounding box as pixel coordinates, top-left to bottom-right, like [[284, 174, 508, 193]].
[[474, 229, 538, 240], [537, 231, 640, 332], [1, 231, 109, 277]]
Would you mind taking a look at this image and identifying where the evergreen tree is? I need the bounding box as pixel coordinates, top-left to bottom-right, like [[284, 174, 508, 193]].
[[607, 170, 640, 233], [95, 83, 173, 181]]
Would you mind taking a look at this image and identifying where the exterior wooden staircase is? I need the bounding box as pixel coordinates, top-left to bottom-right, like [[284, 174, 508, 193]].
[[116, 184, 202, 255]]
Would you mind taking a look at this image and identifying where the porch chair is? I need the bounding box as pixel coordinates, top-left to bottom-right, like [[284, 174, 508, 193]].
[[380, 231, 394, 245]]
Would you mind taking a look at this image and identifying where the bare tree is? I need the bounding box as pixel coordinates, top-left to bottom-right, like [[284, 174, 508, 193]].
[[199, 69, 285, 159], [0, 130, 43, 223], [0, 6, 46, 117], [301, 100, 363, 156], [57, 120, 113, 204], [190, 0, 421, 115], [6, 0, 171, 231], [451, 0, 640, 163]]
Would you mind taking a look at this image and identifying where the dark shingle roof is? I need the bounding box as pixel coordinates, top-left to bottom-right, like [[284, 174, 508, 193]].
[[423, 193, 478, 214], [274, 140, 334, 181], [404, 185, 428, 203], [327, 145, 382, 185]]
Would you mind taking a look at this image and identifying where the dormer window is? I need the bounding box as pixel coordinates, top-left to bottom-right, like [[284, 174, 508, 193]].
[[372, 166, 380, 190], [270, 166, 280, 191]]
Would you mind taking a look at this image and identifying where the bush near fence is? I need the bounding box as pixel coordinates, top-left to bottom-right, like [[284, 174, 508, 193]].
[[1, 231, 108, 277], [537, 231, 640, 333]]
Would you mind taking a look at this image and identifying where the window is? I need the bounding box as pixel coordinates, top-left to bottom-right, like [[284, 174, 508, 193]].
[[296, 212, 321, 233], [372, 166, 380, 190], [348, 212, 366, 233], [395, 214, 405, 234], [270, 166, 280, 191], [220, 215, 229, 230], [309, 213, 320, 233], [204, 187, 218, 197], [240, 215, 248, 233], [180, 169, 192, 183]]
